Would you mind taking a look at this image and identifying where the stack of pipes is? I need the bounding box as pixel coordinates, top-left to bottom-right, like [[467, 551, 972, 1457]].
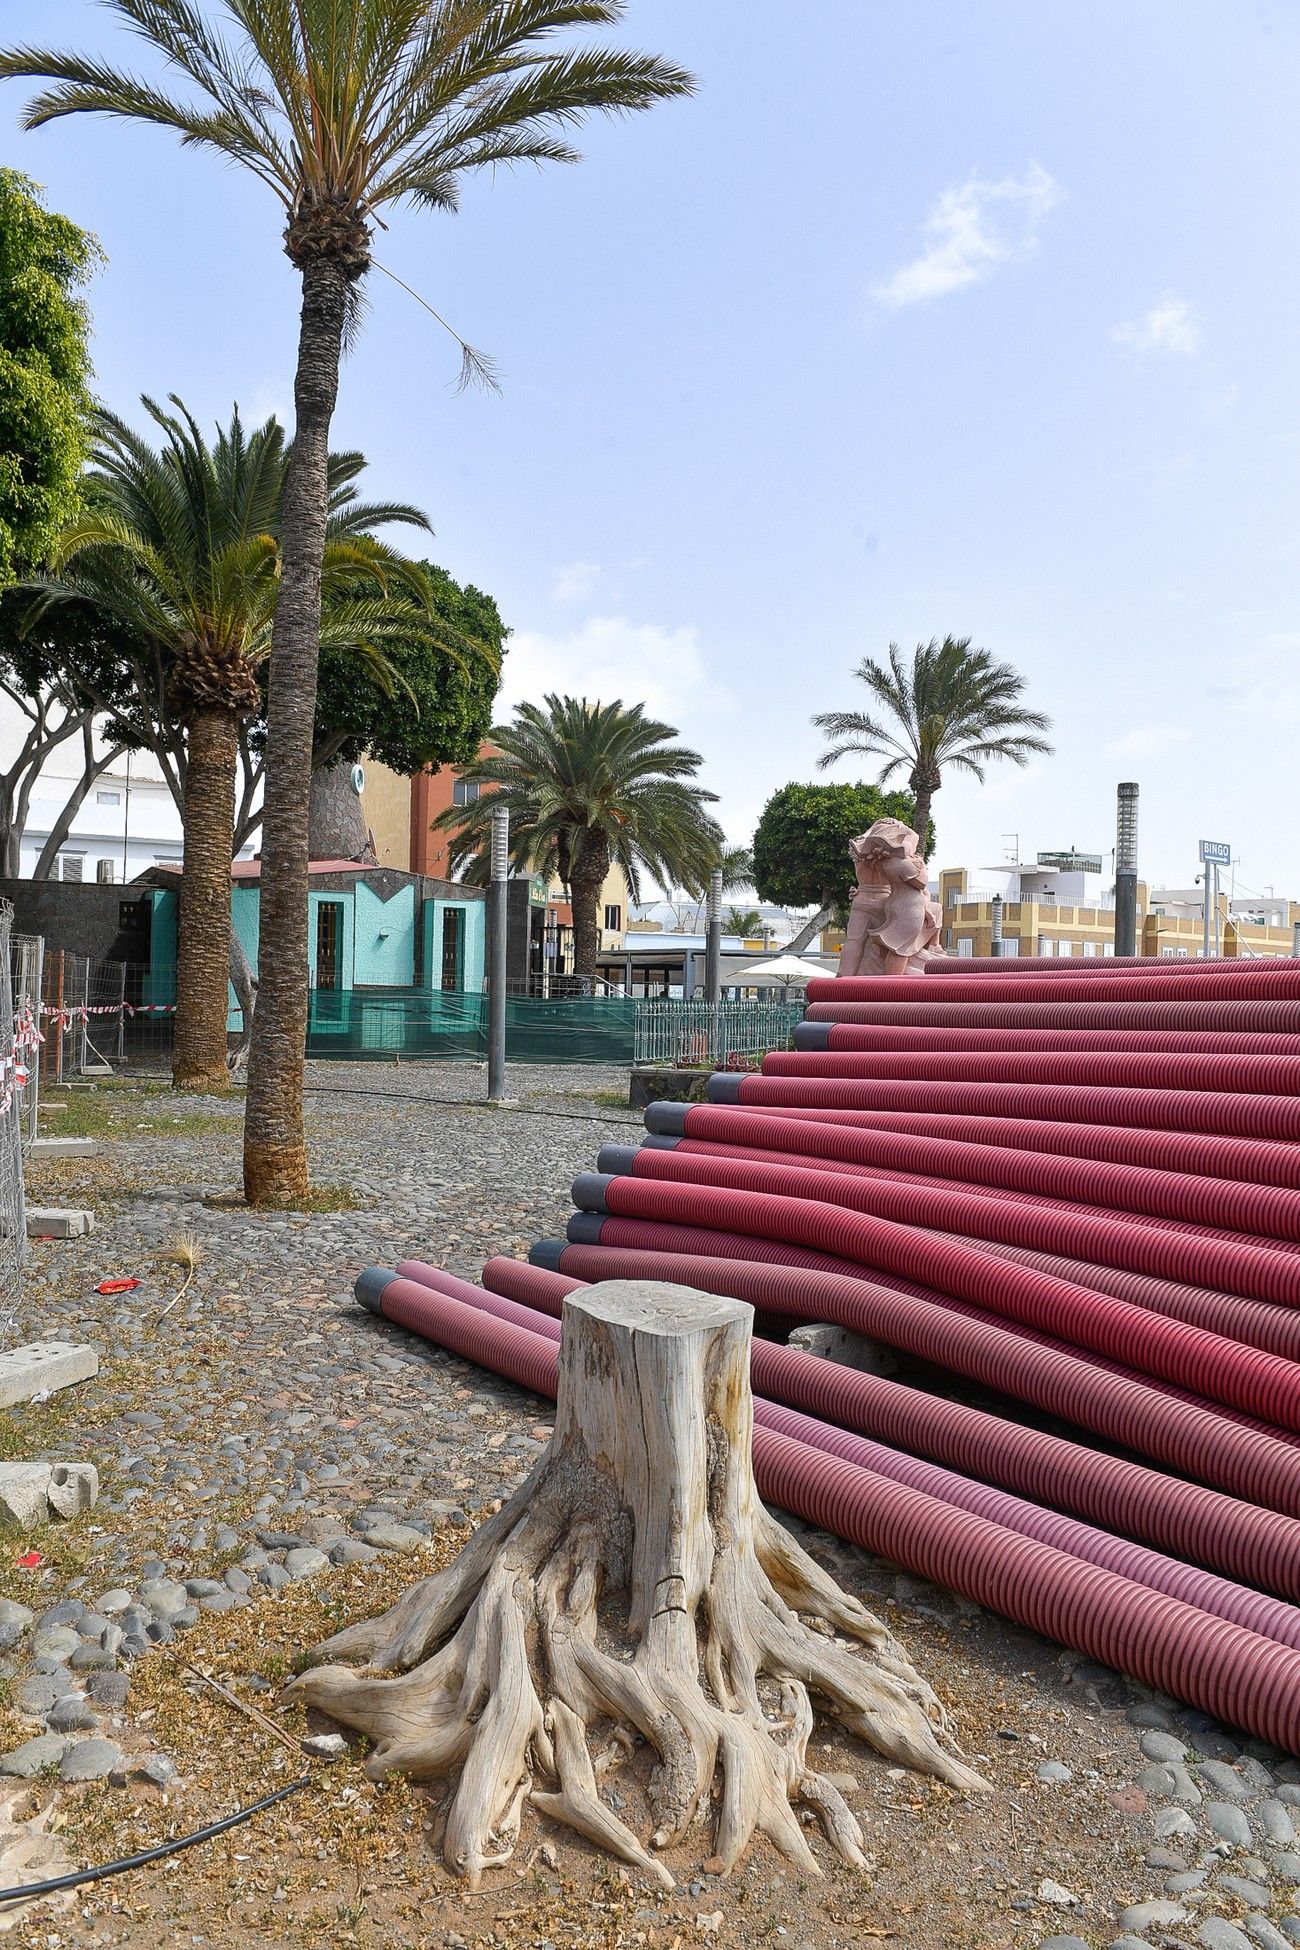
[[354, 954, 1300, 1751]]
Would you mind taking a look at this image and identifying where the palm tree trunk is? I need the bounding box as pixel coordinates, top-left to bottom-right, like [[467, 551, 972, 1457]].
[[243, 255, 350, 1203], [910, 787, 933, 849], [570, 874, 605, 987], [173, 704, 239, 1092]]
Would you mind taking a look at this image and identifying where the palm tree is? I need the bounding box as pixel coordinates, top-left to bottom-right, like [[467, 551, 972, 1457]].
[[39, 395, 444, 1092], [723, 906, 763, 938], [437, 695, 723, 984], [0, 1, 694, 1202], [813, 636, 1053, 845]]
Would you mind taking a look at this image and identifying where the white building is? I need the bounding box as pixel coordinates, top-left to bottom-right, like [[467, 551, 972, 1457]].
[[1, 695, 254, 881]]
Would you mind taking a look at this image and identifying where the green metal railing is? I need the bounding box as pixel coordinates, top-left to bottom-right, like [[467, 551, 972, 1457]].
[[305, 988, 641, 1064], [631, 998, 804, 1069]]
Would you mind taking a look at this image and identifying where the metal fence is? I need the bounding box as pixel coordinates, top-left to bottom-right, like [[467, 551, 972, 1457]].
[[632, 997, 805, 1069], [0, 903, 27, 1313]]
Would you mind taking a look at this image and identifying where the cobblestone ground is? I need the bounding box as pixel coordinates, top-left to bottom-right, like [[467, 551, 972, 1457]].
[[3, 1065, 1300, 1950]]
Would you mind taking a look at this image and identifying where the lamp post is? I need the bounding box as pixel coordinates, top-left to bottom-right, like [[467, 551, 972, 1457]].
[[1114, 782, 1139, 958], [487, 803, 509, 1102], [704, 868, 723, 1004], [990, 895, 1003, 957]]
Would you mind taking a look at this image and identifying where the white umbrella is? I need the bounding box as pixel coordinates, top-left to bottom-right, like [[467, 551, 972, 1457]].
[[729, 953, 829, 988]]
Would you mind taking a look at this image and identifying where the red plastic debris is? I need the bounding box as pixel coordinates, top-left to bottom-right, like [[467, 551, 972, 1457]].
[[16, 1551, 42, 1569], [95, 1278, 141, 1294]]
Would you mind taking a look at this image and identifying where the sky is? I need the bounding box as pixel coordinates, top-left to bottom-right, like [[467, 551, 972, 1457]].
[[5, 0, 1300, 898]]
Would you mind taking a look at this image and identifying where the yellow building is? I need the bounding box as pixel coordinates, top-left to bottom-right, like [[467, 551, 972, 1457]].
[[937, 866, 1300, 959], [358, 759, 412, 871]]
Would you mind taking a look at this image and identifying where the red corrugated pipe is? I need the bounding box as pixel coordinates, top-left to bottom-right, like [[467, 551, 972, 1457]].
[[707, 1073, 1300, 1143], [761, 1047, 1300, 1098], [809, 964, 1300, 1004], [585, 1144, 1300, 1314], [552, 1214, 1300, 1516], [659, 1101, 1300, 1192], [646, 1104, 1300, 1243], [803, 1000, 1300, 1032], [355, 1262, 1300, 1753], [794, 1024, 1300, 1057]]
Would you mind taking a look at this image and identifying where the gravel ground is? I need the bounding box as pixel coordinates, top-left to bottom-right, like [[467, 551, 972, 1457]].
[[2, 1064, 1300, 1950]]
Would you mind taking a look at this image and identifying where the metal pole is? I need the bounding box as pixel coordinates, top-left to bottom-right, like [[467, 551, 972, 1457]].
[[1203, 873, 1211, 960], [1114, 781, 1139, 958], [487, 804, 508, 1102], [1213, 862, 1222, 959], [704, 868, 722, 1005], [990, 895, 1003, 957]]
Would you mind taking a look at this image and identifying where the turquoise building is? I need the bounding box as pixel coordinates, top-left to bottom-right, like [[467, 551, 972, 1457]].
[[143, 862, 487, 1054]]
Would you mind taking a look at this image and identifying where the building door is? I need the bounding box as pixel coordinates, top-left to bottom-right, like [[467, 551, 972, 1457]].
[[316, 901, 344, 991], [441, 908, 463, 991]]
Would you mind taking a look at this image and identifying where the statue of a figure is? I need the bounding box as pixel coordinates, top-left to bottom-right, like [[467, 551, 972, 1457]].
[[837, 817, 945, 978]]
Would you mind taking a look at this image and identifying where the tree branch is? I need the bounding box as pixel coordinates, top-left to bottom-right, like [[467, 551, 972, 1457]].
[[32, 728, 127, 881]]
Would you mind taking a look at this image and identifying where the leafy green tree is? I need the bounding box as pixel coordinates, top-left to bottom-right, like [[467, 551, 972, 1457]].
[[0, 169, 97, 589], [752, 781, 930, 952], [814, 636, 1053, 841], [437, 694, 723, 983], [36, 396, 452, 1091], [312, 563, 504, 783], [0, 0, 695, 1202]]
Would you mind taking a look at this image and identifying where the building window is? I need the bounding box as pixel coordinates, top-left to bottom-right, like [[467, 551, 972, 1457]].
[[451, 778, 480, 807], [96, 859, 115, 884], [604, 904, 622, 932], [956, 936, 974, 957], [59, 854, 84, 882], [1082, 939, 1097, 956], [95, 788, 121, 806]]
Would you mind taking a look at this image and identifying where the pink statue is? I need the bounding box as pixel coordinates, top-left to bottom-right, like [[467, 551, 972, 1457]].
[[837, 817, 945, 978]]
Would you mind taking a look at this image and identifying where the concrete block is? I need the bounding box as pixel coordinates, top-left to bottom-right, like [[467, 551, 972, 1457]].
[[29, 1137, 99, 1159], [25, 1208, 95, 1239], [45, 1462, 98, 1519], [0, 1460, 98, 1529], [0, 1341, 98, 1409], [628, 1066, 710, 1110], [787, 1322, 899, 1376]]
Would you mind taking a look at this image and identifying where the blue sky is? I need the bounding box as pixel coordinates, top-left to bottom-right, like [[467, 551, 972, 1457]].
[[7, 1, 1300, 896]]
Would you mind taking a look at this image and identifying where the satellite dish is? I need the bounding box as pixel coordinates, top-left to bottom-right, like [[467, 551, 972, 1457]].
[[350, 763, 365, 795]]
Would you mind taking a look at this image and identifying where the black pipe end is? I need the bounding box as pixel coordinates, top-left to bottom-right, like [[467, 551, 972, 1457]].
[[355, 1266, 394, 1315], [596, 1143, 639, 1175], [642, 1133, 680, 1151], [529, 1238, 568, 1272], [566, 1212, 605, 1245], [644, 1100, 690, 1136], [793, 1022, 832, 1051], [571, 1171, 613, 1213], [706, 1072, 745, 1103]]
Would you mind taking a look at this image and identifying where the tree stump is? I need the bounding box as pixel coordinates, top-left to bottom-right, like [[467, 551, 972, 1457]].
[[294, 1281, 984, 1886]]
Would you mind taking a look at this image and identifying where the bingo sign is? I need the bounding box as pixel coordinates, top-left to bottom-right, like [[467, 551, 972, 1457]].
[[1199, 840, 1232, 867]]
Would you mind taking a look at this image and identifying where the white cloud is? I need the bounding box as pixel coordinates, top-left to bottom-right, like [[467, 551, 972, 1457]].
[[243, 378, 292, 428], [872, 162, 1061, 309], [1106, 724, 1193, 759], [1111, 295, 1201, 357], [499, 614, 733, 729], [551, 559, 602, 602]]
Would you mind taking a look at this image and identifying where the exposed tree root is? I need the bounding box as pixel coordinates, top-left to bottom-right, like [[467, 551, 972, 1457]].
[[293, 1282, 986, 1886]]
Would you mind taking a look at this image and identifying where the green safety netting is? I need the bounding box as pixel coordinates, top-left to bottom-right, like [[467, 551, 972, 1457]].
[[304, 989, 639, 1064]]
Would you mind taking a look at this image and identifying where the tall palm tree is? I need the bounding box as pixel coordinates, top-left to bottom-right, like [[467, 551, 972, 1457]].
[[437, 695, 723, 983], [39, 395, 445, 1092], [0, 1, 693, 1202], [814, 636, 1054, 845]]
